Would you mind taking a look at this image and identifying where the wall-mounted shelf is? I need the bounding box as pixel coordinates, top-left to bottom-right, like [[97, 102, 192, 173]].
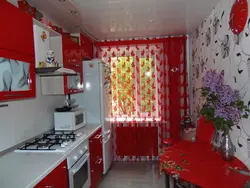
[[33, 19, 63, 69]]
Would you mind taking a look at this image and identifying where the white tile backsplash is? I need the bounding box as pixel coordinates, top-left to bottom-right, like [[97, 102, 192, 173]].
[[0, 76, 64, 152]]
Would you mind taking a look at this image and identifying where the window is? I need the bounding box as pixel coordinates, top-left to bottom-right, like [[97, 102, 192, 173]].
[[111, 56, 158, 119]]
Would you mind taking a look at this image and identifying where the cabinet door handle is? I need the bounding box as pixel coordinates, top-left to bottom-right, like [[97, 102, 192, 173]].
[[45, 185, 54, 188], [94, 134, 102, 139], [4, 94, 24, 97], [74, 64, 80, 67], [95, 158, 102, 164]]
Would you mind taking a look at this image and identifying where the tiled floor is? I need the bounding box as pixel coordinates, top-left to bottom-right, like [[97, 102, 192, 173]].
[[98, 162, 165, 188]]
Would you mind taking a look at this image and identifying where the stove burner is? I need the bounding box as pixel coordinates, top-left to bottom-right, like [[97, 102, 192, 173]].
[[37, 144, 49, 149], [18, 131, 77, 151], [37, 138, 51, 144]]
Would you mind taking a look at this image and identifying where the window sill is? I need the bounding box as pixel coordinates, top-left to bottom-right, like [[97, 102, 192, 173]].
[[109, 117, 162, 122]]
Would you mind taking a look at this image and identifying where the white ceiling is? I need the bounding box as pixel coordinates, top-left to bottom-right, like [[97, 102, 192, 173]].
[[27, 0, 220, 40]]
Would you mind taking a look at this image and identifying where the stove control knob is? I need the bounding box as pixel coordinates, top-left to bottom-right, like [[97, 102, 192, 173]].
[[79, 150, 84, 155], [73, 156, 78, 161]]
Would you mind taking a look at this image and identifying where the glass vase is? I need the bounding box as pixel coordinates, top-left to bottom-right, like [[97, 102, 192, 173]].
[[220, 130, 235, 161]]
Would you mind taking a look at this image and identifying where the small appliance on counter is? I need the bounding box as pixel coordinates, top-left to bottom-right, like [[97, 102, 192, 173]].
[[54, 108, 87, 131], [54, 96, 86, 131]]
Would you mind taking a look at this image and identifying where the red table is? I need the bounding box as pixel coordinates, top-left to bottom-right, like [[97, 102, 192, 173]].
[[159, 140, 250, 188]]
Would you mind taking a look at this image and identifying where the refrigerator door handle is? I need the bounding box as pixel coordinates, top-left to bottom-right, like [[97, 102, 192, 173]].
[[104, 130, 111, 136], [104, 134, 111, 144]]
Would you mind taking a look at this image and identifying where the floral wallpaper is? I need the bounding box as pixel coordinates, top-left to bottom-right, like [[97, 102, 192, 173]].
[[191, 0, 250, 167]]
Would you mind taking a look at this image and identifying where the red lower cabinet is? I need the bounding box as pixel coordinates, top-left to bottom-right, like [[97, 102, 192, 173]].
[[89, 128, 103, 188], [34, 160, 68, 188]]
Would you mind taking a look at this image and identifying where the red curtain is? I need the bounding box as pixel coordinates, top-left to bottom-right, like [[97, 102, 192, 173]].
[[164, 38, 188, 143], [94, 37, 187, 161]]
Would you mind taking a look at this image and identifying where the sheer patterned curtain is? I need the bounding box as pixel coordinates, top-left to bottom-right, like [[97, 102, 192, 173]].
[[94, 37, 187, 161]]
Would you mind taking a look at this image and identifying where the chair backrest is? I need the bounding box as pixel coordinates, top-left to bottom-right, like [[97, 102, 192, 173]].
[[196, 116, 215, 144]]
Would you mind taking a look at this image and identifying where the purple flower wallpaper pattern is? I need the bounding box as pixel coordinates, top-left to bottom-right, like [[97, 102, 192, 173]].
[[191, 0, 250, 167]]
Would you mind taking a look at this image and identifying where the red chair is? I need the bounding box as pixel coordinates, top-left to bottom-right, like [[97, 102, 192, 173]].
[[196, 116, 215, 144], [162, 116, 215, 147]]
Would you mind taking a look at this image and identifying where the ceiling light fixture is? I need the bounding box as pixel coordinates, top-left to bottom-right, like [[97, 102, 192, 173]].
[[59, 0, 66, 2], [70, 10, 78, 14]]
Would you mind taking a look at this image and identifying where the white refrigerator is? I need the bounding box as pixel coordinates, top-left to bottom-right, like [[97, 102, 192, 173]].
[[73, 60, 112, 174]]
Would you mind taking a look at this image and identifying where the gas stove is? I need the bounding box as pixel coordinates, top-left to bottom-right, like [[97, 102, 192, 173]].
[[15, 131, 84, 152]]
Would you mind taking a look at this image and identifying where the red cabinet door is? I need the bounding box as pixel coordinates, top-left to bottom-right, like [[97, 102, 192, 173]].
[[34, 160, 68, 188], [80, 34, 93, 60], [62, 36, 84, 95], [62, 36, 73, 65], [90, 157, 103, 188], [63, 36, 82, 65], [0, 49, 36, 101], [0, 1, 34, 56], [89, 128, 102, 161], [63, 61, 83, 94], [89, 128, 103, 188], [0, 1, 35, 101], [53, 160, 68, 188]]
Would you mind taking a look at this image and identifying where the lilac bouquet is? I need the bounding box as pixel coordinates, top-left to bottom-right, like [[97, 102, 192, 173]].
[[200, 69, 249, 131]]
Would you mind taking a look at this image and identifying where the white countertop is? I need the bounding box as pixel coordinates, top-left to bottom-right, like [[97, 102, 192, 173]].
[[0, 124, 102, 188]]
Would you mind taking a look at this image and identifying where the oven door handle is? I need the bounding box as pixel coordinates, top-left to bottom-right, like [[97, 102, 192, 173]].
[[71, 153, 90, 175]]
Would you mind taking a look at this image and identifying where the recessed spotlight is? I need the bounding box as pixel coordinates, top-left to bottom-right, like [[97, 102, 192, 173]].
[[59, 0, 66, 2], [70, 10, 78, 14]]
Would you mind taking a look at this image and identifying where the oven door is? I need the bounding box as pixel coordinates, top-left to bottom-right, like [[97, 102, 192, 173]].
[[69, 152, 90, 188]]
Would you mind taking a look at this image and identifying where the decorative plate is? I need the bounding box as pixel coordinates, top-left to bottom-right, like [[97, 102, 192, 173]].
[[229, 0, 248, 35]]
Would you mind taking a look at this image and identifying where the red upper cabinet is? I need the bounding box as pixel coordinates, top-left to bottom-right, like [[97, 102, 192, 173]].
[[62, 36, 73, 64], [35, 160, 68, 188], [63, 61, 84, 94], [0, 1, 35, 101], [62, 36, 84, 94], [62, 36, 82, 63], [80, 34, 93, 60], [0, 1, 34, 56]]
